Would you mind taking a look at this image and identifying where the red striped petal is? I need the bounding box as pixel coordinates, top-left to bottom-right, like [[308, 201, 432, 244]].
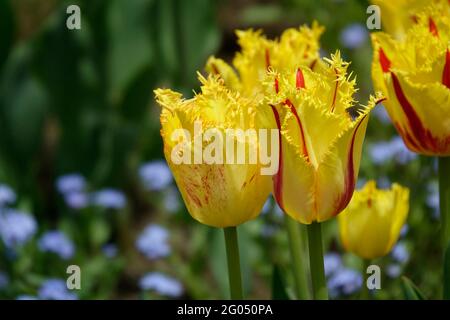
[[270, 105, 284, 210], [379, 48, 391, 73], [333, 116, 365, 215], [284, 99, 309, 161], [391, 73, 437, 152], [296, 68, 306, 89], [443, 49, 450, 89], [429, 18, 439, 37]]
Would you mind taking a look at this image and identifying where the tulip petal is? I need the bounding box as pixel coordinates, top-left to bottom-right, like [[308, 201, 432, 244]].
[[339, 181, 409, 259], [386, 71, 450, 155], [271, 106, 315, 224], [315, 108, 372, 221], [205, 57, 242, 92]]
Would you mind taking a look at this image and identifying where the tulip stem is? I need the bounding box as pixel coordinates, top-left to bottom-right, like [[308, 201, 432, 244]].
[[439, 157, 450, 249], [223, 227, 243, 300], [439, 157, 450, 300], [307, 222, 328, 300], [285, 216, 310, 299]]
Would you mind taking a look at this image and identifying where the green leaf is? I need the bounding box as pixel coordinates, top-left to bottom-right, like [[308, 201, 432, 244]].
[[401, 276, 426, 300], [272, 265, 289, 300], [444, 240, 450, 300], [107, 0, 154, 105]]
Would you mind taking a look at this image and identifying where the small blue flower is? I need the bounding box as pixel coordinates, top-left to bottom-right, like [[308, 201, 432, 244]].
[[340, 23, 368, 49], [261, 197, 272, 215], [0, 271, 9, 290], [370, 136, 417, 165], [391, 243, 409, 264], [139, 272, 183, 297], [0, 209, 37, 248], [386, 264, 402, 278], [377, 176, 391, 189], [356, 178, 367, 189], [38, 231, 75, 260], [328, 268, 363, 298], [162, 187, 181, 213], [64, 192, 89, 210], [400, 224, 409, 238], [38, 279, 78, 300], [91, 189, 126, 210], [16, 295, 38, 300], [373, 105, 391, 124], [56, 174, 86, 195], [261, 224, 278, 238], [427, 182, 439, 219], [136, 224, 170, 260], [273, 203, 284, 218], [0, 184, 16, 207], [139, 161, 173, 191], [102, 243, 118, 258], [324, 253, 342, 277]]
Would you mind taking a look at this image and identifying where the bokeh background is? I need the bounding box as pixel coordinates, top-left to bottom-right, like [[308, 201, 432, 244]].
[[0, 0, 441, 299]]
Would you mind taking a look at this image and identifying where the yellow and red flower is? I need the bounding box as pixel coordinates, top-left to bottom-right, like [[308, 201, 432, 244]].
[[371, 3, 450, 155], [154, 75, 272, 228], [264, 52, 384, 224], [371, 0, 449, 39]]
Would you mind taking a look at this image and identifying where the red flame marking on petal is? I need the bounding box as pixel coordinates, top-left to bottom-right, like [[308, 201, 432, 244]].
[[429, 18, 439, 37], [270, 105, 284, 211], [296, 68, 306, 89], [443, 50, 450, 89], [274, 77, 279, 93], [284, 99, 309, 161], [333, 116, 366, 216], [391, 73, 437, 152], [379, 48, 391, 73]]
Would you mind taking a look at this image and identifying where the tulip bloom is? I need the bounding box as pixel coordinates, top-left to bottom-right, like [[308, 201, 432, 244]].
[[265, 52, 384, 224], [371, 0, 449, 39], [371, 5, 450, 156], [154, 74, 272, 228], [205, 22, 324, 99], [338, 181, 409, 259]]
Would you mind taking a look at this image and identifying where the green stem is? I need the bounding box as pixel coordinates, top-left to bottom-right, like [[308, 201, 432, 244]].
[[223, 227, 243, 300], [439, 157, 450, 249], [285, 216, 310, 299], [439, 157, 450, 300], [307, 222, 328, 300], [361, 259, 371, 300]]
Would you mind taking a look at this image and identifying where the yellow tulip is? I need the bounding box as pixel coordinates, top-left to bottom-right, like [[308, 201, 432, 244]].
[[371, 0, 449, 39], [371, 4, 450, 156], [264, 52, 384, 224], [338, 180, 409, 260], [205, 22, 324, 99], [154, 74, 272, 228]]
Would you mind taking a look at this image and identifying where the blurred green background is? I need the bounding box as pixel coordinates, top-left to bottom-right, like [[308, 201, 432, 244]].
[[0, 0, 441, 299]]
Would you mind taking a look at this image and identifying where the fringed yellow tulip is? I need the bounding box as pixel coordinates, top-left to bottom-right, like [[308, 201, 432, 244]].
[[371, 4, 450, 156], [338, 181, 409, 259], [154, 74, 271, 228], [205, 22, 324, 99], [371, 0, 449, 39], [265, 52, 384, 224]]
